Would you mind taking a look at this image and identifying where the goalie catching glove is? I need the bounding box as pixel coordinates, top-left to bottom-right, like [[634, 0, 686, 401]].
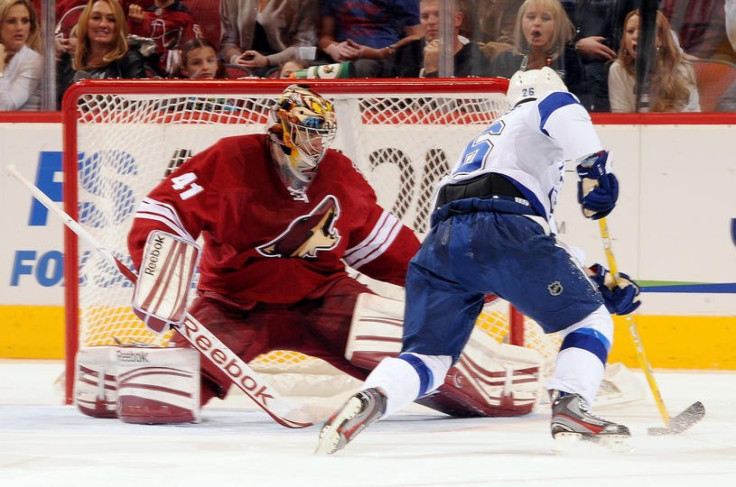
[[589, 264, 641, 315], [132, 230, 200, 333], [576, 150, 619, 220]]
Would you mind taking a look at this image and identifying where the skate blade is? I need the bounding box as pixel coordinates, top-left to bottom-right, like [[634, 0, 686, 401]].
[[596, 434, 633, 453], [553, 432, 632, 453], [552, 432, 581, 453], [314, 396, 363, 455]]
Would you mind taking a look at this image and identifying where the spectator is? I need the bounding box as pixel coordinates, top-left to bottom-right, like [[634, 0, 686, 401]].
[[126, 0, 197, 77], [277, 59, 306, 78], [490, 0, 584, 96], [608, 9, 700, 113], [220, 0, 319, 78], [561, 0, 640, 112], [470, 0, 524, 62], [176, 37, 226, 79], [319, 0, 423, 78], [57, 0, 147, 106], [0, 0, 42, 110], [393, 0, 492, 77]]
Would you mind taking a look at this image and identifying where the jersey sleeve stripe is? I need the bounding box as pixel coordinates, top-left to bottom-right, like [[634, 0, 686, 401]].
[[134, 197, 195, 242], [344, 210, 402, 269], [343, 210, 391, 261], [347, 219, 402, 270]]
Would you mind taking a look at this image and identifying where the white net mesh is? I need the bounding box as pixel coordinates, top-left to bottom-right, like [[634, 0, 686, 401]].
[[65, 80, 561, 397]]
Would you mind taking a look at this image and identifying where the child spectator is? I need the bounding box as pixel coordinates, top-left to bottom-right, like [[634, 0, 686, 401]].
[[278, 59, 306, 78], [608, 9, 700, 113], [490, 0, 584, 97], [177, 37, 226, 79], [0, 0, 42, 110], [127, 0, 197, 77]]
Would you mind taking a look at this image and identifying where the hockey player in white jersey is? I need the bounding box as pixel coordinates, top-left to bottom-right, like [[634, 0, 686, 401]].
[[316, 67, 642, 454]]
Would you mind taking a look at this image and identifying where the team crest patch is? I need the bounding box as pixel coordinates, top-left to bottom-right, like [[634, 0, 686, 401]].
[[257, 195, 341, 258], [548, 281, 563, 296]]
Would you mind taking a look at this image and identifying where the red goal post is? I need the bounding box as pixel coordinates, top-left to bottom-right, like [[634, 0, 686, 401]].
[[61, 79, 560, 405]]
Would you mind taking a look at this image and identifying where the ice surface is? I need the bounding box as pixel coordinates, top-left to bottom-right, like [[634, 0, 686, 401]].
[[1, 360, 734, 487]]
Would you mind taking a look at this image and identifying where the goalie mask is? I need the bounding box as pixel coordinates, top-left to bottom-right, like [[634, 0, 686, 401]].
[[267, 84, 337, 191], [506, 67, 569, 107]]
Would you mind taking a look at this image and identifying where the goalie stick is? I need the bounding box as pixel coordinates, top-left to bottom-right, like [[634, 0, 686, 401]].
[[597, 217, 705, 435], [7, 164, 314, 429]]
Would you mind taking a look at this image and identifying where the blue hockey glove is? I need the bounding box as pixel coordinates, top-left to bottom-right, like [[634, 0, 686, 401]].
[[576, 151, 619, 220], [589, 264, 641, 315]]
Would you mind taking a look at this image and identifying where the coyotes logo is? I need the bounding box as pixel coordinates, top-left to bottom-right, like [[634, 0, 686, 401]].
[[257, 196, 341, 258]]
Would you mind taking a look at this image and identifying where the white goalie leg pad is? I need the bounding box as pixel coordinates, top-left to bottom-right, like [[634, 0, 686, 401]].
[[347, 293, 543, 417], [116, 347, 201, 424], [133, 230, 200, 334], [418, 327, 543, 417], [345, 293, 404, 368], [74, 346, 119, 418]]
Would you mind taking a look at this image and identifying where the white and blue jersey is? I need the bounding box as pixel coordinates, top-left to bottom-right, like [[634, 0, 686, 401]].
[[402, 91, 609, 363], [436, 91, 604, 233]]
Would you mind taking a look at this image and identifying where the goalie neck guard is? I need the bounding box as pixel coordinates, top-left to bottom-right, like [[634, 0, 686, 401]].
[[506, 67, 569, 107], [267, 84, 337, 192]]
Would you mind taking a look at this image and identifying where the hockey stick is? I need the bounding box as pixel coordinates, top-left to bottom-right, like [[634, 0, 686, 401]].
[[7, 164, 315, 428], [597, 217, 705, 435]]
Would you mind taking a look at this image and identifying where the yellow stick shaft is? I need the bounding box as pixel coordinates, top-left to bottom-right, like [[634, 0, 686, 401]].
[[597, 217, 671, 427]]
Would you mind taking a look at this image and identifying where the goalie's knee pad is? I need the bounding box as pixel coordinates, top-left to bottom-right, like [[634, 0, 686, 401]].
[[75, 346, 201, 424]]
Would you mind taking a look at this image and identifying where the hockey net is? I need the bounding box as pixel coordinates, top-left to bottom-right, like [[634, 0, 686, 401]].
[[62, 79, 564, 404]]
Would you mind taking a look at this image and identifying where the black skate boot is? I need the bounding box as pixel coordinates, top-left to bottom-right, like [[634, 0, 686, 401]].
[[550, 390, 631, 450], [315, 387, 387, 455]]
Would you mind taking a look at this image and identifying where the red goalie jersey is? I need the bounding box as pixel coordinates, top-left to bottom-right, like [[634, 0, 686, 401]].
[[127, 133, 420, 308]]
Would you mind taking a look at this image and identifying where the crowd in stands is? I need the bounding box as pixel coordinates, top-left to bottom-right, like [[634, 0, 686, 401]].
[[1, 0, 735, 112]]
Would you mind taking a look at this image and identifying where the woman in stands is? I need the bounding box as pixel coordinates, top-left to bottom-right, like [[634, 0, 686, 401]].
[[0, 0, 42, 110], [56, 0, 146, 107], [608, 9, 700, 112]]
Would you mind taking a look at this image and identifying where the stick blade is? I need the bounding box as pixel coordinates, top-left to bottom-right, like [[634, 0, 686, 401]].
[[647, 401, 705, 436]]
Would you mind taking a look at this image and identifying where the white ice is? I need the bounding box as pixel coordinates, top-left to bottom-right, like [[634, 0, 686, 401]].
[[1, 360, 734, 487]]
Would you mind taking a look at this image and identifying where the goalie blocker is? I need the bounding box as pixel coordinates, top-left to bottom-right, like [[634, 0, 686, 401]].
[[75, 346, 201, 424], [347, 293, 542, 417], [133, 230, 201, 334]]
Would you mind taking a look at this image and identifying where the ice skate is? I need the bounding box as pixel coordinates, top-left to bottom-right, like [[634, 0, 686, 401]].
[[550, 391, 631, 451], [315, 387, 387, 455]]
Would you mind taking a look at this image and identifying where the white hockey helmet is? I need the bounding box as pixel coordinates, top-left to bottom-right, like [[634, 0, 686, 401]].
[[506, 67, 569, 107]]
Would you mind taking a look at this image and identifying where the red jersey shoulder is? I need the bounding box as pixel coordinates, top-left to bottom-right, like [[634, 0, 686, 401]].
[[167, 134, 270, 191], [318, 149, 372, 189]]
